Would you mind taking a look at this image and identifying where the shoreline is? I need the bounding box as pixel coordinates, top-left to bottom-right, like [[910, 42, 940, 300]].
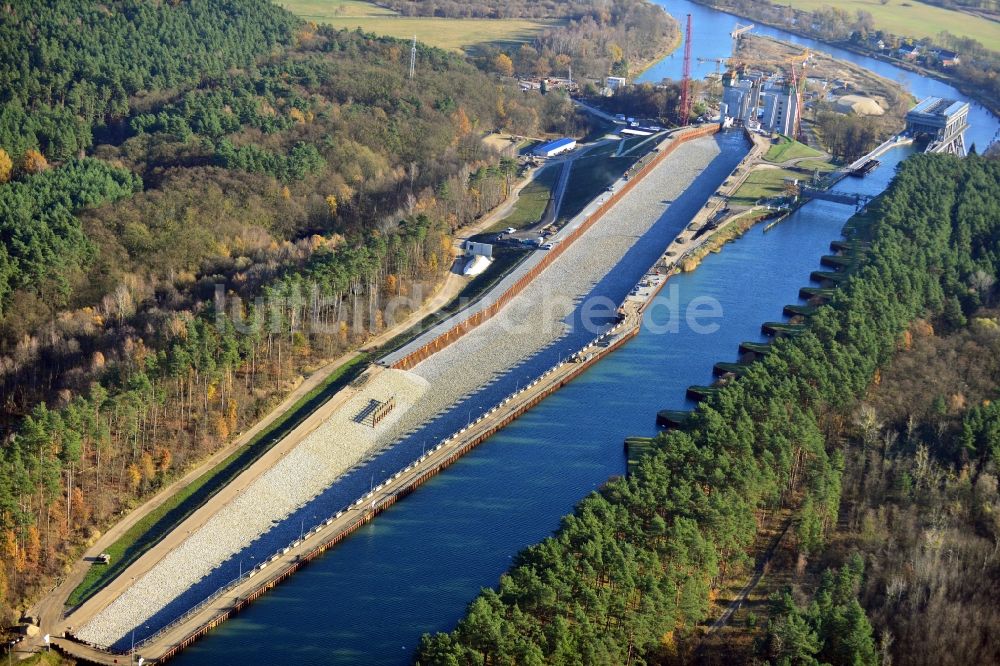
[[24, 145, 553, 650], [634, 27, 683, 79]]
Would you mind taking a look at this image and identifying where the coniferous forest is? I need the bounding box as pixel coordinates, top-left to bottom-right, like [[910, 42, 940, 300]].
[[416, 155, 1000, 665]]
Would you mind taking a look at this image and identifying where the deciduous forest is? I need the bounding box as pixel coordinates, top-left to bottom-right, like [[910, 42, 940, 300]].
[[0, 0, 577, 624], [416, 154, 1000, 665]]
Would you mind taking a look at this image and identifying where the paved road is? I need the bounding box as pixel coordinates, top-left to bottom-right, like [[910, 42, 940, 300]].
[[573, 99, 622, 124]]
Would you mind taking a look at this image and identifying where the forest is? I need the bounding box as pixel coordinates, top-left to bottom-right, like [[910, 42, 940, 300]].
[[384, 0, 679, 80], [0, 0, 578, 625], [416, 153, 1000, 664]]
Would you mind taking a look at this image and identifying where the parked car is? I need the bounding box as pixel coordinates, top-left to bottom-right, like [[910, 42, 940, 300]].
[[541, 243, 554, 250], [505, 227, 516, 234]]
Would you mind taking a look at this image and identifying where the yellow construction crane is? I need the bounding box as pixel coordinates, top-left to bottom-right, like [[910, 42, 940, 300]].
[[730, 22, 754, 52]]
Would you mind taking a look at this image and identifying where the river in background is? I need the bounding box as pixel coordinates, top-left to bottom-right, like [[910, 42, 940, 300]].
[[641, 0, 999, 149], [171, 3, 999, 664]]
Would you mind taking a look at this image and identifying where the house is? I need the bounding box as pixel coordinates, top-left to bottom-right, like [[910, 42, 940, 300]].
[[897, 44, 920, 60], [865, 35, 886, 50], [934, 49, 961, 67], [606, 76, 627, 92]]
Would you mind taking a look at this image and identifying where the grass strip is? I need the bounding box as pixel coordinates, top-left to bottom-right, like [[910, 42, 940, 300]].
[[762, 135, 825, 163]]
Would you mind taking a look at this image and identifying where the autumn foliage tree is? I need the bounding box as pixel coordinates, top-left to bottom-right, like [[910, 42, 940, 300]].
[[0, 148, 12, 183], [21, 149, 48, 174], [453, 108, 473, 137], [493, 53, 514, 77], [0, 0, 576, 631]]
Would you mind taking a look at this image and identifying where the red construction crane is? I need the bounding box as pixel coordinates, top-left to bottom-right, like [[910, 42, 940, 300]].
[[785, 50, 810, 141], [679, 13, 693, 126]]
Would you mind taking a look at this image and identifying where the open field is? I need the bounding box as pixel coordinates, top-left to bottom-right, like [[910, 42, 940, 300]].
[[763, 135, 827, 163], [285, 0, 396, 17], [281, 0, 557, 51], [730, 167, 812, 206], [781, 0, 999, 47], [488, 165, 560, 232]]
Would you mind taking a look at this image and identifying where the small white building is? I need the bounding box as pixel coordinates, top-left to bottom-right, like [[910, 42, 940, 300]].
[[606, 76, 628, 91]]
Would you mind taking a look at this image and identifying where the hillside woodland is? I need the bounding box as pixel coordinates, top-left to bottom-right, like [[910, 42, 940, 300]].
[[0, 0, 579, 624], [383, 0, 679, 79], [416, 154, 1000, 664]]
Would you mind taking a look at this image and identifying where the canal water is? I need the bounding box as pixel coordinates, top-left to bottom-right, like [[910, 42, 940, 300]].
[[171, 3, 999, 664]]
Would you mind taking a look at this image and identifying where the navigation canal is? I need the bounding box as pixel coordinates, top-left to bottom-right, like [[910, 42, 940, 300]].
[[173, 3, 999, 664]]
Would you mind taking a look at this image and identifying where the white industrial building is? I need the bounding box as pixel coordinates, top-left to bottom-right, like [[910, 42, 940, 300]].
[[721, 70, 799, 137], [533, 137, 577, 158]]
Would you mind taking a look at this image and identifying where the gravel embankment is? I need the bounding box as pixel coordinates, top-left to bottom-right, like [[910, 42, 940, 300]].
[[393, 137, 722, 431], [76, 135, 722, 646], [76, 369, 428, 646]]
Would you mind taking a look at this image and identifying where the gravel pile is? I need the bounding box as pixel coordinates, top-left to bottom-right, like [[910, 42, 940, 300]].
[[76, 369, 428, 647]]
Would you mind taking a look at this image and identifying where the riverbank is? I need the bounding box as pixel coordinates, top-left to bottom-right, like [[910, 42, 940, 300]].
[[22, 143, 559, 654], [634, 26, 683, 79], [685, 0, 1000, 118], [124, 130, 872, 666]]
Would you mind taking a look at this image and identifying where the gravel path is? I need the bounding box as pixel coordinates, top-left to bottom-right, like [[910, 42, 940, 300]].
[[76, 369, 428, 646]]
